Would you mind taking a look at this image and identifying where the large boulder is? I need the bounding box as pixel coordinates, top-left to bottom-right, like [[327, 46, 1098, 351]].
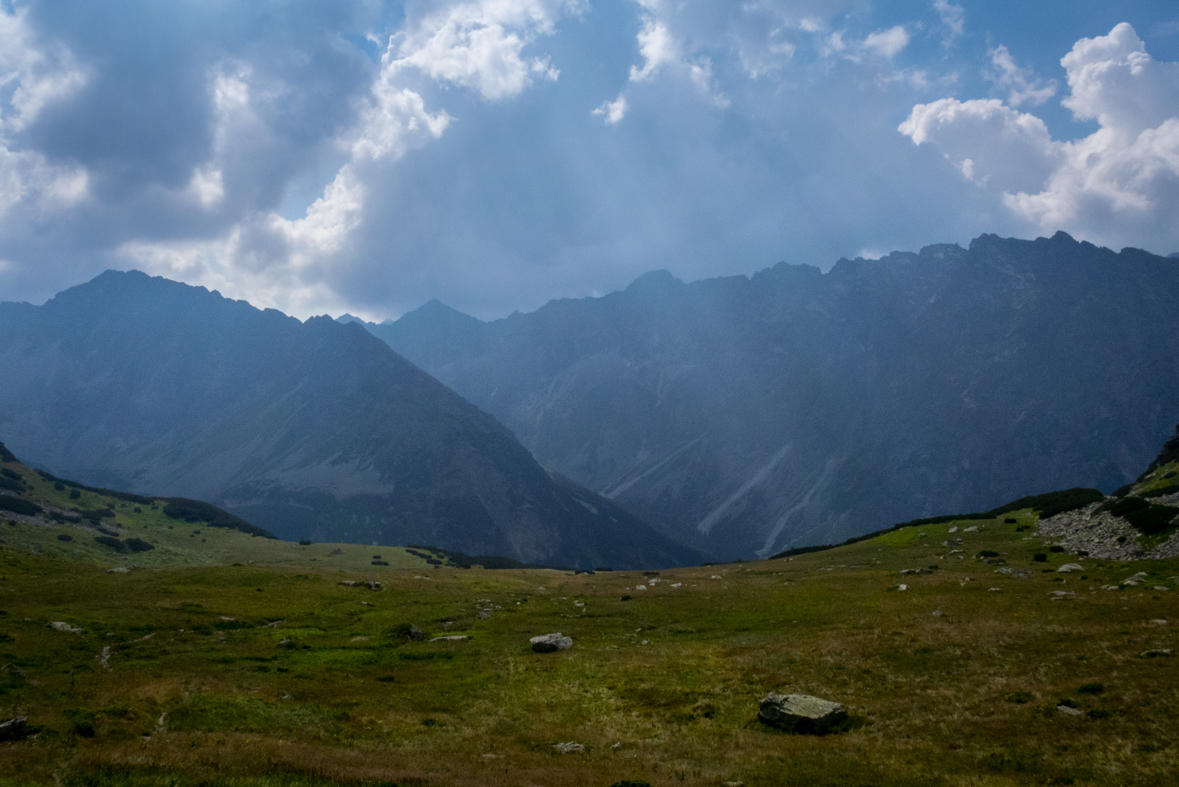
[[530, 633, 573, 653], [758, 693, 847, 734], [0, 716, 28, 741]]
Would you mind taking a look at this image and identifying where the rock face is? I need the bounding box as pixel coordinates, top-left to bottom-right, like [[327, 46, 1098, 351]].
[[530, 633, 573, 653], [1038, 504, 1179, 561], [758, 693, 848, 734], [0, 271, 702, 570], [362, 233, 1179, 560]]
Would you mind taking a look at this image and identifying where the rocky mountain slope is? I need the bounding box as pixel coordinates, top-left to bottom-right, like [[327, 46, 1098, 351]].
[[0, 272, 701, 569], [362, 232, 1179, 560]]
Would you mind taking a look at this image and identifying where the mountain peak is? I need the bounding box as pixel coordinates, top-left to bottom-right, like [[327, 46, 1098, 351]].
[[626, 269, 683, 292]]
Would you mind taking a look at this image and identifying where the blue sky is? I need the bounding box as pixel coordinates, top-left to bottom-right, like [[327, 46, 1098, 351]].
[[0, 0, 1176, 319]]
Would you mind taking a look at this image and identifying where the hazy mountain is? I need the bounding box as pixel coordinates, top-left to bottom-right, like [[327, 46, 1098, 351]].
[[0, 271, 702, 570], [362, 232, 1179, 560]]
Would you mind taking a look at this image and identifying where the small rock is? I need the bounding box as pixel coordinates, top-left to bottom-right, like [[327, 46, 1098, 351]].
[[107, 567, 129, 574], [1057, 564, 1084, 573], [932, 609, 943, 617], [895, 584, 909, 591], [758, 693, 848, 734], [1057, 704, 1083, 717], [554, 742, 584, 754], [989, 587, 1002, 592], [1146, 619, 1168, 627], [48, 621, 81, 633], [671, 582, 682, 587], [0, 716, 29, 742], [711, 575, 722, 579], [1140, 649, 1173, 658], [530, 633, 573, 653], [963, 526, 979, 532], [339, 580, 359, 587], [363, 580, 382, 590], [948, 526, 958, 533], [1153, 586, 1169, 591], [636, 585, 647, 591], [430, 635, 472, 643], [1049, 591, 1076, 599], [350, 636, 369, 642]]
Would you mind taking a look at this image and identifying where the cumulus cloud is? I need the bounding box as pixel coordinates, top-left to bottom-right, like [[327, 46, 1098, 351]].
[[900, 23, 1179, 251], [0, 6, 88, 215], [389, 0, 585, 100]]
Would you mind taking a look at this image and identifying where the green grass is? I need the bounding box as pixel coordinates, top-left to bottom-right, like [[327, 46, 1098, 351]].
[[2, 506, 1179, 786]]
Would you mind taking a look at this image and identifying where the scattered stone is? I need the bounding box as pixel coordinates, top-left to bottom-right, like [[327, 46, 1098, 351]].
[[0, 716, 29, 742], [932, 609, 944, 617], [530, 633, 573, 653], [1141, 649, 1173, 658], [339, 580, 360, 587], [963, 526, 979, 532], [1153, 586, 1169, 591], [554, 742, 584, 753], [98, 645, 112, 670], [895, 584, 909, 591], [107, 567, 129, 574], [48, 621, 81, 633], [989, 587, 1002, 592], [1049, 591, 1076, 600], [1057, 563, 1084, 573], [671, 582, 682, 588], [948, 526, 958, 533], [351, 636, 370, 642], [1146, 619, 1168, 627], [363, 580, 382, 590], [1012, 570, 1032, 579], [430, 635, 471, 643], [758, 693, 848, 734], [636, 585, 647, 591], [711, 575, 722, 579], [219, 616, 235, 621], [1123, 572, 1149, 586], [1057, 704, 1083, 717]]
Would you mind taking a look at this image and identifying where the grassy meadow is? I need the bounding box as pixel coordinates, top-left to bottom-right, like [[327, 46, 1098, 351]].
[[3, 491, 1179, 787]]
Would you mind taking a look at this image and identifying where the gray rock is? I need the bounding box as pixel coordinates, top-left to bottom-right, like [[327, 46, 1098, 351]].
[[758, 693, 848, 734], [0, 716, 29, 741], [1057, 705, 1083, 717], [553, 742, 584, 753], [48, 621, 81, 633], [1056, 563, 1084, 573], [531, 633, 573, 653], [1140, 649, 1173, 658], [430, 635, 472, 642], [107, 567, 129, 574], [363, 580, 382, 590]]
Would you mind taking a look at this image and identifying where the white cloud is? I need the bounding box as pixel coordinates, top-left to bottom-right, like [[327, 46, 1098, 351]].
[[932, 0, 964, 47], [592, 95, 628, 124], [863, 26, 910, 59], [389, 0, 585, 101], [900, 24, 1179, 251], [985, 45, 1057, 107], [630, 16, 680, 82]]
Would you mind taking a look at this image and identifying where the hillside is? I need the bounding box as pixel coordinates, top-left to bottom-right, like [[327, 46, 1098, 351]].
[[2, 468, 1178, 786], [0, 273, 701, 570], [363, 232, 1179, 561]]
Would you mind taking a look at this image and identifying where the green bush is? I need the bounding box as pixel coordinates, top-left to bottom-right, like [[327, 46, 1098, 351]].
[[990, 488, 1105, 519], [162, 498, 275, 538], [1033, 553, 1047, 562], [57, 533, 73, 542], [93, 536, 126, 552], [298, 539, 312, 545], [124, 538, 155, 552], [0, 496, 40, 516], [1078, 683, 1104, 695], [0, 476, 23, 492], [1004, 691, 1034, 704], [1049, 545, 1064, 553]]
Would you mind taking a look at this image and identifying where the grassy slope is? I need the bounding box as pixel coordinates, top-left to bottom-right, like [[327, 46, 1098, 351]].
[[2, 503, 1179, 787], [0, 460, 427, 573]]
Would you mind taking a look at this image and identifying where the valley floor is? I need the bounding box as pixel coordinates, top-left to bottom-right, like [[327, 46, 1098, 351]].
[[2, 510, 1178, 786]]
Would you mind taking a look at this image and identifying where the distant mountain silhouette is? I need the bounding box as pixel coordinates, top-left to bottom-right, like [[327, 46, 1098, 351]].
[[362, 232, 1179, 560], [0, 271, 702, 569]]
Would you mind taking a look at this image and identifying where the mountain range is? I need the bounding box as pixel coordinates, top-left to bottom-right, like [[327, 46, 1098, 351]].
[[0, 271, 701, 570], [358, 232, 1179, 560]]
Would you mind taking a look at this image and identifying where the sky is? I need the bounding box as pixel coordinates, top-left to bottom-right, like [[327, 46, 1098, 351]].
[[0, 0, 1177, 321]]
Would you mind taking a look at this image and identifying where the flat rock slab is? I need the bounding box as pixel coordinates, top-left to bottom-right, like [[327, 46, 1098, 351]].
[[554, 742, 584, 753], [430, 635, 472, 642], [531, 633, 573, 652], [759, 693, 847, 734]]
